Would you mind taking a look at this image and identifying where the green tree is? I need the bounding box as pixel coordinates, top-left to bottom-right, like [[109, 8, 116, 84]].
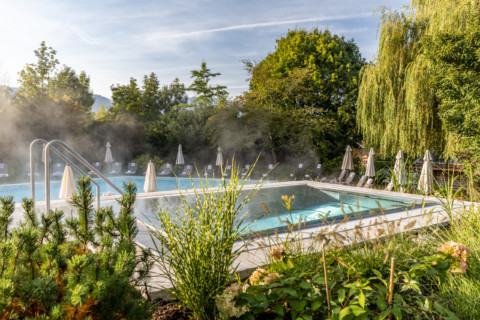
[[16, 41, 94, 111], [356, 0, 479, 157], [188, 61, 228, 104], [425, 11, 480, 159], [110, 75, 188, 120], [16, 41, 59, 100], [240, 28, 364, 162], [50, 66, 95, 111]]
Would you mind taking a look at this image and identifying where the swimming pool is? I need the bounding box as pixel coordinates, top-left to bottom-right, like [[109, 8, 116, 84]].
[[133, 183, 435, 234], [0, 176, 228, 203]]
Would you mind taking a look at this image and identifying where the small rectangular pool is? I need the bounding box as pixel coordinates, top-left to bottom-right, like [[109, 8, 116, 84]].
[[133, 183, 435, 234]]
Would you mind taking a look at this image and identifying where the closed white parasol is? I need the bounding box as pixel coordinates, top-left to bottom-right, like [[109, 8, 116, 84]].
[[418, 150, 434, 194], [144, 161, 158, 192], [59, 165, 76, 200], [341, 145, 353, 171], [365, 148, 375, 177]]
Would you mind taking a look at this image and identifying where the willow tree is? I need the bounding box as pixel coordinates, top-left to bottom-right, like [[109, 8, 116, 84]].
[[357, 0, 480, 157]]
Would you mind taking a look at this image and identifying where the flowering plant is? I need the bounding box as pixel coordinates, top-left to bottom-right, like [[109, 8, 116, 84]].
[[437, 241, 469, 273]]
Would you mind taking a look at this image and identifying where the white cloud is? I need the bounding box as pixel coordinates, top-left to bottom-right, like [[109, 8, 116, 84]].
[[146, 12, 372, 41]]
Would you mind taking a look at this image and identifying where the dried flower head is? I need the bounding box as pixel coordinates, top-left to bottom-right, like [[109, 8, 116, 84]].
[[261, 273, 281, 285], [249, 268, 267, 286], [270, 246, 286, 261]]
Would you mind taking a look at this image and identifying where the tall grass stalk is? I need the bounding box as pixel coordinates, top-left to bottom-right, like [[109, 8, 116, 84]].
[[150, 163, 261, 320]]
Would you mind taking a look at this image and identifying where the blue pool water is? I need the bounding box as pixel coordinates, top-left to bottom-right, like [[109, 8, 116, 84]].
[[0, 176, 226, 203], [133, 184, 431, 234]]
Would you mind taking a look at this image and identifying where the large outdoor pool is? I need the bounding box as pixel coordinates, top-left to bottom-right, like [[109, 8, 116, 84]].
[[0, 176, 228, 203]]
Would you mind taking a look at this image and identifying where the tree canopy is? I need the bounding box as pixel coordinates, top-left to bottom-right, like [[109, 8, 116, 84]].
[[237, 28, 364, 162], [356, 0, 480, 158]]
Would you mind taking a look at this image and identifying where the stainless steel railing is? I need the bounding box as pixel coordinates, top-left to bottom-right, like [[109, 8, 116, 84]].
[[30, 139, 123, 212]]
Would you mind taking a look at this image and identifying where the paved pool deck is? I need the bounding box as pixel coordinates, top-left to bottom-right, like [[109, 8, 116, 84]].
[[10, 180, 472, 300]]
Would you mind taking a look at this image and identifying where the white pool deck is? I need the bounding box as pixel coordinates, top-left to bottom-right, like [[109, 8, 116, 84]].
[[11, 180, 472, 300]]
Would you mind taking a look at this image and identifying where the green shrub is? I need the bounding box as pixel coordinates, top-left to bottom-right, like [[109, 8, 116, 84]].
[[0, 176, 152, 319], [233, 251, 457, 320], [131, 153, 163, 174], [150, 163, 261, 319]]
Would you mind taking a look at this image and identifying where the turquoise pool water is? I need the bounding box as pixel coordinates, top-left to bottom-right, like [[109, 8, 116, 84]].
[[133, 184, 430, 234], [0, 176, 226, 203]]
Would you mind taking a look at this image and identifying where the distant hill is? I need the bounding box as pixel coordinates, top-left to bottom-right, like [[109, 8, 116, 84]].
[[8, 87, 111, 113], [91, 94, 112, 112]]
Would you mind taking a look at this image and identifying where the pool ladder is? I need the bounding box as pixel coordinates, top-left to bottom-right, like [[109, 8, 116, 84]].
[[30, 139, 123, 212]]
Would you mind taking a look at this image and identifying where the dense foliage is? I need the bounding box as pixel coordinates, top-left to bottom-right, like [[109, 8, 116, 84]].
[[236, 29, 364, 163], [357, 0, 480, 162], [0, 177, 152, 319]]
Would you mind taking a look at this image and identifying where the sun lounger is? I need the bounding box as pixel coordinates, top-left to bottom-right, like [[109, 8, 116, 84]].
[[305, 163, 322, 179], [385, 181, 394, 191], [0, 163, 8, 178], [52, 162, 65, 177], [109, 162, 122, 174], [289, 163, 304, 179], [125, 162, 137, 175], [88, 161, 102, 175], [356, 175, 366, 187], [27, 163, 40, 177], [262, 164, 274, 178], [364, 178, 374, 188], [178, 164, 192, 177], [343, 172, 356, 185], [223, 164, 232, 178], [241, 164, 251, 178], [204, 164, 213, 177], [158, 163, 172, 176], [331, 169, 347, 183]]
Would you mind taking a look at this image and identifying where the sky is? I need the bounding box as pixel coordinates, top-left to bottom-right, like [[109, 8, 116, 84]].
[[0, 0, 407, 99]]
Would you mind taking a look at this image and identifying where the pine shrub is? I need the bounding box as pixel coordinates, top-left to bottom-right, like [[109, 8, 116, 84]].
[[0, 176, 152, 319]]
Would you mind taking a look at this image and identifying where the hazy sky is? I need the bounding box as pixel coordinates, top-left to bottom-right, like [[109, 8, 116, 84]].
[[0, 0, 407, 98]]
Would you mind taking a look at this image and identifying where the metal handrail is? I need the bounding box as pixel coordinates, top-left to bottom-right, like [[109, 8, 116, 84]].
[[30, 139, 103, 209], [30, 139, 123, 212]]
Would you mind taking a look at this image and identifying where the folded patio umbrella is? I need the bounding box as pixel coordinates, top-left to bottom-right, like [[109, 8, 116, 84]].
[[341, 145, 353, 170], [59, 165, 76, 200], [176, 144, 185, 165], [418, 150, 434, 194], [215, 147, 223, 167], [394, 149, 406, 185], [365, 148, 375, 177], [144, 161, 158, 192], [105, 142, 113, 164]]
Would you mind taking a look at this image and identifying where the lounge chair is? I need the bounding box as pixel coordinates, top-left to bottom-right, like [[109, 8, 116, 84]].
[[125, 162, 137, 175], [52, 162, 65, 177], [331, 169, 347, 183], [241, 164, 251, 178], [27, 163, 40, 177], [204, 164, 213, 177], [178, 164, 192, 177], [305, 163, 322, 179], [158, 163, 172, 176], [343, 172, 356, 185], [88, 161, 102, 175], [262, 164, 274, 178], [385, 181, 394, 191], [356, 175, 366, 187], [364, 178, 374, 188], [223, 164, 232, 178], [289, 163, 304, 179], [0, 163, 8, 178], [109, 162, 122, 174]]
